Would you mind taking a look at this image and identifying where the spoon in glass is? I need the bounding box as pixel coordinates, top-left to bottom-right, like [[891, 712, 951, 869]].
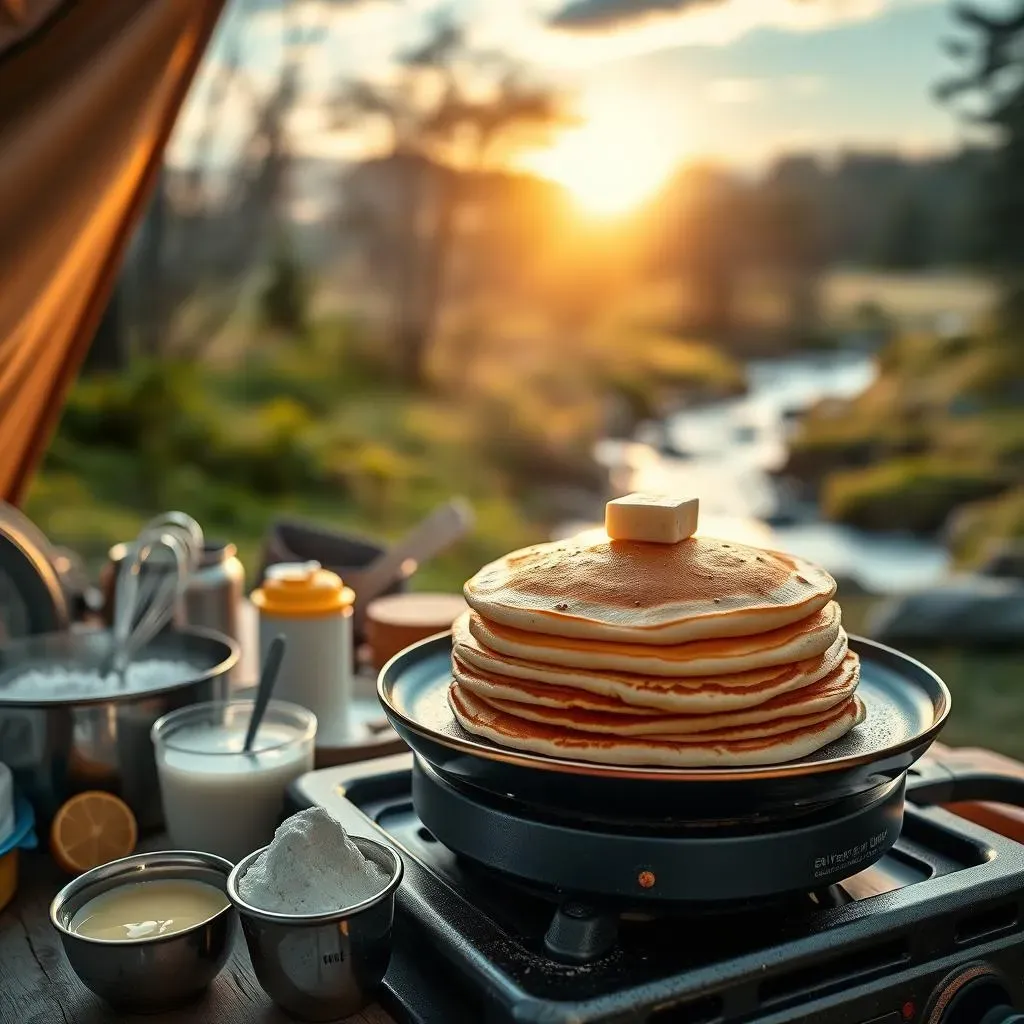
[[243, 634, 287, 753]]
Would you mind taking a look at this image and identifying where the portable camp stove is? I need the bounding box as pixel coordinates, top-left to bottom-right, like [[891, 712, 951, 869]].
[[291, 753, 1024, 1024]]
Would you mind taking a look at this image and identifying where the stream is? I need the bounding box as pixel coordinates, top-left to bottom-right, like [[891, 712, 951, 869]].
[[588, 350, 949, 594]]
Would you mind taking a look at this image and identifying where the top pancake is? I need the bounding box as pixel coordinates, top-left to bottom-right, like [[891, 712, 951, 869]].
[[464, 534, 836, 644]]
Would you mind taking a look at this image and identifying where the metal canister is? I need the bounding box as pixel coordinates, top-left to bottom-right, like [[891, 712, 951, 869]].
[[102, 539, 244, 652], [181, 541, 245, 648]]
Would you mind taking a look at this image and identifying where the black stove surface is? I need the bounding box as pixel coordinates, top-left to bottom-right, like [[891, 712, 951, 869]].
[[290, 754, 1024, 1024]]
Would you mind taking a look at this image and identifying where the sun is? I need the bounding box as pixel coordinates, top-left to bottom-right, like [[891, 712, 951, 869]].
[[522, 97, 679, 217]]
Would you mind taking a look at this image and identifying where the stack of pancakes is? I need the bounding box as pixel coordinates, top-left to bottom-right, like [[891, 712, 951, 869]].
[[448, 533, 864, 767]]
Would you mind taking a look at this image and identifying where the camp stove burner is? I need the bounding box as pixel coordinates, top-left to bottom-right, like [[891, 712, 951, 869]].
[[451, 855, 864, 964], [291, 754, 1024, 1024], [410, 756, 905, 904]]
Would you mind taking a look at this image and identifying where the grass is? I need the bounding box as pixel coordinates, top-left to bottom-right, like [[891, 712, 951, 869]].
[[822, 457, 1008, 533], [913, 649, 1024, 760], [24, 277, 1024, 760], [25, 314, 745, 593], [945, 487, 1024, 566], [838, 592, 1024, 760], [789, 319, 1023, 546], [821, 269, 996, 329]]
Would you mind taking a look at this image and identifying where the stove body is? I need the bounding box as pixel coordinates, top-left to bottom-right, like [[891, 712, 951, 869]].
[[291, 754, 1024, 1024]]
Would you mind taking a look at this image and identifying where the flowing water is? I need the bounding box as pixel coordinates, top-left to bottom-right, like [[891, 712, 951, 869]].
[[591, 350, 949, 594]]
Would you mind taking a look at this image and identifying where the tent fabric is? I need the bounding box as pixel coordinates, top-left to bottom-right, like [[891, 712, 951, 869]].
[[0, 1, 64, 56], [0, 0, 224, 506]]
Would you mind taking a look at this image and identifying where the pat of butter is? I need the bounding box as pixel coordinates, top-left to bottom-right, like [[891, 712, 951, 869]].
[[605, 494, 699, 544]]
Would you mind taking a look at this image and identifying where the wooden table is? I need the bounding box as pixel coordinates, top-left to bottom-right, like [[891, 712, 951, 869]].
[[7, 744, 1024, 1022], [0, 602, 410, 1022], [0, 839, 398, 1024]]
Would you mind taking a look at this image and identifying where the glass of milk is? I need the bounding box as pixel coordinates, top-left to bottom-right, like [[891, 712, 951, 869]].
[[152, 700, 316, 863]]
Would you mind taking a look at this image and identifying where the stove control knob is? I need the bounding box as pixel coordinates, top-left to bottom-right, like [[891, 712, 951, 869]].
[[927, 967, 1022, 1024]]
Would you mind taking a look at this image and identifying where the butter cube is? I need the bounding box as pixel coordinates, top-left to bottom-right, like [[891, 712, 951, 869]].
[[605, 494, 699, 544]]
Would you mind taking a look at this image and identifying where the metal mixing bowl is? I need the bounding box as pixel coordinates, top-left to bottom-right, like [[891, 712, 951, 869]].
[[227, 836, 403, 1022], [50, 850, 236, 1013], [0, 625, 238, 828]]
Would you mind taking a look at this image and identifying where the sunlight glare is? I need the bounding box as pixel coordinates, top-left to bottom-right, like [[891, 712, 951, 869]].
[[522, 97, 680, 217]]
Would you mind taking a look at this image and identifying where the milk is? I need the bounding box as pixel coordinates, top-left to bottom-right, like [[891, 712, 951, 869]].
[[153, 701, 316, 863]]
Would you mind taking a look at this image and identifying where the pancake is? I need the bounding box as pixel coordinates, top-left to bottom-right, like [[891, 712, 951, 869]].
[[479, 698, 851, 743], [464, 535, 836, 644], [453, 612, 849, 712], [454, 652, 860, 733], [466, 602, 843, 678], [448, 683, 867, 767], [453, 654, 650, 714]]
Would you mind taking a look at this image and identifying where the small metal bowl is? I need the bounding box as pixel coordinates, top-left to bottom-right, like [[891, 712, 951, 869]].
[[227, 836, 403, 1022], [49, 850, 236, 1013]]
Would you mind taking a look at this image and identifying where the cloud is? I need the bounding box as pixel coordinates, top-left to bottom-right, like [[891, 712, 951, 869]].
[[785, 73, 826, 95], [707, 76, 766, 103], [534, 0, 905, 68], [549, 0, 716, 32], [546, 0, 913, 35]]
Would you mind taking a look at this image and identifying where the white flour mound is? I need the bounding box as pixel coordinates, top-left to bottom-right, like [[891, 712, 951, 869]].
[[0, 659, 198, 699], [238, 807, 390, 915]]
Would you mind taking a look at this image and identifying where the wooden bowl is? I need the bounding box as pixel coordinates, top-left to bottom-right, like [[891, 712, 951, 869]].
[[365, 593, 466, 670]]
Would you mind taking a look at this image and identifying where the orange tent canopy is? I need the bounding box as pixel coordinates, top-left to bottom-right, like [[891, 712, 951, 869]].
[[0, 0, 224, 505]]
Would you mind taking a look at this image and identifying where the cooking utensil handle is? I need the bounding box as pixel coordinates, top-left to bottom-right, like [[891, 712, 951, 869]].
[[906, 760, 1024, 807], [356, 499, 474, 604]]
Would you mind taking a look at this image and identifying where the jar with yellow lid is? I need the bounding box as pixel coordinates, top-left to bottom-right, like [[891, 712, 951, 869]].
[[251, 562, 354, 741]]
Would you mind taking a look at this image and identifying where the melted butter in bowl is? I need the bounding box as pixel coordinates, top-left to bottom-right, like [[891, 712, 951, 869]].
[[50, 850, 236, 1013], [70, 879, 229, 942]]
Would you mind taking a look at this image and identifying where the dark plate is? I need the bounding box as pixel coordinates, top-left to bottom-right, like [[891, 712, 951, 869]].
[[378, 633, 951, 818]]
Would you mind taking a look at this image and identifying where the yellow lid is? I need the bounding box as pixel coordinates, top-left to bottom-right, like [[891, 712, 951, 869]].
[[251, 561, 355, 618]]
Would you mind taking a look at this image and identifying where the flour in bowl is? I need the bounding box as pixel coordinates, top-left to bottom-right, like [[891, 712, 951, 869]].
[[0, 660, 199, 700], [238, 807, 390, 915]]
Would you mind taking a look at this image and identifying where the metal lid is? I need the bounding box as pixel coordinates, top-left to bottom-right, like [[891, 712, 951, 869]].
[[0, 503, 68, 639]]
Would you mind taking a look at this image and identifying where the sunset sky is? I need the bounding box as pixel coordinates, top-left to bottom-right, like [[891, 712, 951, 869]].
[[171, 0, 988, 212]]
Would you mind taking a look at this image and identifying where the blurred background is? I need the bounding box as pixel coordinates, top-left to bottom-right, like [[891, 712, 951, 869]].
[[25, 1, 1023, 750]]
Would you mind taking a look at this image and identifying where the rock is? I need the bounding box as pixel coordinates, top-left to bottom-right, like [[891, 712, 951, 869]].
[[781, 439, 877, 488], [602, 393, 639, 439], [978, 540, 1024, 580], [868, 575, 1024, 649], [535, 486, 605, 522], [832, 574, 877, 599]]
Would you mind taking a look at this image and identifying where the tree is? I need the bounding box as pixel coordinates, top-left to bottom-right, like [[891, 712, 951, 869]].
[[756, 159, 828, 339], [938, 3, 1024, 336], [664, 165, 747, 337], [129, 0, 318, 358], [877, 190, 933, 271], [260, 230, 309, 334], [82, 284, 127, 375], [331, 18, 568, 386]]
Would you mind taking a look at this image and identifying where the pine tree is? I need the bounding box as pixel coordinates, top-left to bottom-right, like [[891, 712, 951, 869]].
[[939, 4, 1024, 336]]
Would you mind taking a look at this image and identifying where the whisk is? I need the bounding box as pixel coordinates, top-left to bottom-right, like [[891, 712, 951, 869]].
[[101, 512, 204, 682]]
